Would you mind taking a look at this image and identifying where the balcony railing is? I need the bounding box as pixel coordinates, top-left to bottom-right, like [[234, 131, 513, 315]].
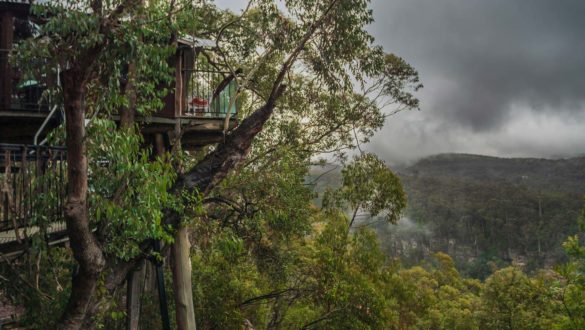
[[0, 144, 66, 238], [182, 55, 238, 118]]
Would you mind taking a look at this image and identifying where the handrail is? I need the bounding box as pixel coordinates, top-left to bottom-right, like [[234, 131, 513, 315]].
[[0, 0, 30, 4], [33, 104, 59, 145], [0, 143, 66, 150]]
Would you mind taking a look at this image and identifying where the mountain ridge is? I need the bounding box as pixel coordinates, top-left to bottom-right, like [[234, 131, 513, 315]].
[[400, 152, 585, 194]]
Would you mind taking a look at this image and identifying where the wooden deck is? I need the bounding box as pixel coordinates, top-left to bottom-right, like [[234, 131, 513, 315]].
[[0, 109, 238, 149], [143, 115, 237, 149], [0, 222, 68, 260]]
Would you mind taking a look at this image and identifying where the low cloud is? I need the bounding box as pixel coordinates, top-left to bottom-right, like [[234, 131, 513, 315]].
[[367, 0, 585, 163]]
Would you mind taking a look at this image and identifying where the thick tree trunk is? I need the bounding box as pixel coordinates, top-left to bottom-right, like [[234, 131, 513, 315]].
[[58, 71, 106, 330], [62, 3, 336, 326], [69, 8, 313, 321], [78, 84, 286, 328], [175, 85, 286, 196], [81, 258, 142, 329], [83, 83, 286, 324]]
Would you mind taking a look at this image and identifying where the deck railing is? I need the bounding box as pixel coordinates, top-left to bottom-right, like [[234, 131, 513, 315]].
[[182, 56, 238, 118], [0, 144, 66, 239]]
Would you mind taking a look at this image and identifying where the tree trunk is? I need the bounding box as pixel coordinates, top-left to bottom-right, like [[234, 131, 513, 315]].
[[175, 85, 286, 196], [58, 70, 106, 330]]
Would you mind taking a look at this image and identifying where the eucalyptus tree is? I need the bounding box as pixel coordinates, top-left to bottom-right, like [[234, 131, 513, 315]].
[[15, 0, 421, 328], [323, 153, 406, 228]]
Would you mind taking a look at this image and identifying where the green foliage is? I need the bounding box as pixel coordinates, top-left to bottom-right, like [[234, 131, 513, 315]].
[[464, 249, 510, 280], [192, 229, 263, 329], [557, 201, 585, 329], [0, 248, 73, 329], [190, 209, 398, 329], [324, 153, 406, 225], [480, 267, 565, 329], [87, 119, 179, 259], [188, 209, 577, 330]]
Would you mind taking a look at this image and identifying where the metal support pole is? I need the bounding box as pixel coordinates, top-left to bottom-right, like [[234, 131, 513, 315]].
[[153, 240, 171, 330]]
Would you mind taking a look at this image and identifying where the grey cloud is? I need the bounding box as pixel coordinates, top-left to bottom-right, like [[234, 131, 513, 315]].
[[371, 0, 585, 131]]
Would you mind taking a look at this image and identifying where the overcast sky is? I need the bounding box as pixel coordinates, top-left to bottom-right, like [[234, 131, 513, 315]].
[[217, 0, 585, 165]]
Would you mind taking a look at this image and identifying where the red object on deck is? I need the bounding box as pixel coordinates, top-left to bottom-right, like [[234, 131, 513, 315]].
[[190, 97, 208, 107]]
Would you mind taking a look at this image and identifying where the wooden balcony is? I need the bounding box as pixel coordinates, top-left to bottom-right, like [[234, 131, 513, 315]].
[[0, 34, 239, 149], [150, 37, 240, 150]]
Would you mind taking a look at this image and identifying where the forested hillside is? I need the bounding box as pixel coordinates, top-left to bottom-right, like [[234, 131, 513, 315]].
[[404, 153, 585, 193], [398, 154, 584, 276], [311, 154, 585, 278]]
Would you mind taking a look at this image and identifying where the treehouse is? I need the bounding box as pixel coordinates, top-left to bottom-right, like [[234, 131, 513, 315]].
[[0, 1, 242, 327], [140, 35, 240, 150], [0, 2, 242, 325], [0, 0, 240, 255], [0, 1, 239, 150]]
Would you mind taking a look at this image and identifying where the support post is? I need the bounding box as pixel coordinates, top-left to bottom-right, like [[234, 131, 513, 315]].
[[126, 260, 145, 330], [171, 227, 196, 330]]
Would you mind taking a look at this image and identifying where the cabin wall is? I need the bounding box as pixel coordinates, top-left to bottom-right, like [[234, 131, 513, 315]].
[[158, 47, 196, 118]]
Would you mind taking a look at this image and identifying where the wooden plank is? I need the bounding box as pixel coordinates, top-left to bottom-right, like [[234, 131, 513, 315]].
[[0, 111, 48, 118]]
